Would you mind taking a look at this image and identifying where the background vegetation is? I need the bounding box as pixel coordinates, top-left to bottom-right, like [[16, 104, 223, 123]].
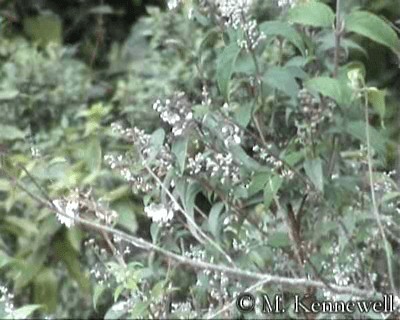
[[1, 0, 400, 319]]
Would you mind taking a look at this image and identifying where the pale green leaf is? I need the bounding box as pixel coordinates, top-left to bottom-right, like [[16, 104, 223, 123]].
[[0, 89, 19, 101], [264, 66, 299, 98], [304, 157, 324, 192], [368, 88, 386, 122], [346, 11, 400, 53], [33, 268, 58, 313], [12, 305, 42, 319], [288, 2, 335, 28], [0, 125, 25, 141], [259, 21, 305, 55], [217, 42, 241, 100], [268, 231, 290, 248], [208, 202, 224, 239], [172, 136, 188, 175], [306, 76, 345, 104], [23, 14, 62, 45], [345, 121, 387, 154]]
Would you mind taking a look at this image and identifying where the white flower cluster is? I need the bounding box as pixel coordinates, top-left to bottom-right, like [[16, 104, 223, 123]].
[[167, 0, 182, 10], [221, 122, 242, 147], [0, 285, 15, 317], [104, 154, 153, 192], [153, 92, 194, 137], [110, 122, 173, 177], [217, 0, 266, 51], [277, 0, 297, 8], [218, 0, 252, 28], [53, 196, 79, 228], [252, 145, 294, 179], [184, 244, 207, 261], [144, 203, 176, 223], [187, 151, 241, 184], [111, 122, 150, 150], [170, 301, 197, 318], [237, 19, 267, 51], [202, 85, 212, 106]]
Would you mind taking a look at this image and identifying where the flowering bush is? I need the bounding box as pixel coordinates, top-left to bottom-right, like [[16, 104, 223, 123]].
[[1, 0, 400, 319]]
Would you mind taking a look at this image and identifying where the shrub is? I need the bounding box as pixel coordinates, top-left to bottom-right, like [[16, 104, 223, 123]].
[[1, 0, 400, 319]]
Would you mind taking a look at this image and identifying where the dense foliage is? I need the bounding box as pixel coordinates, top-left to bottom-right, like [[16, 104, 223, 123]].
[[1, 0, 400, 319]]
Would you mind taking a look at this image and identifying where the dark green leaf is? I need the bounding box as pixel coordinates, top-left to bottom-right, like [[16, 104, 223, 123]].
[[346, 11, 400, 53], [346, 121, 387, 154], [264, 67, 299, 98], [306, 76, 345, 104], [33, 268, 58, 313], [217, 42, 241, 100], [208, 202, 224, 239], [264, 175, 283, 210], [268, 231, 290, 248], [172, 137, 189, 175]]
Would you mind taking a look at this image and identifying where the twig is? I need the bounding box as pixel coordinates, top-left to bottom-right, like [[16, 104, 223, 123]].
[[2, 168, 379, 300], [328, 0, 344, 178], [363, 89, 396, 294], [143, 162, 236, 267]]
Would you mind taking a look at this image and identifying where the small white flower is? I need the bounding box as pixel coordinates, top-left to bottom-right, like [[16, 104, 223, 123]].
[[53, 199, 78, 228], [168, 0, 181, 10], [144, 203, 174, 223]]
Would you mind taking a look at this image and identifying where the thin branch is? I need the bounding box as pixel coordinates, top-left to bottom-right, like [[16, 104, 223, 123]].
[[2, 168, 379, 300], [363, 89, 396, 294], [143, 162, 236, 267], [205, 278, 271, 319]]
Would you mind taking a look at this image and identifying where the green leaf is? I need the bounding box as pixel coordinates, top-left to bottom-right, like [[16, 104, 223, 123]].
[[346, 11, 400, 53], [248, 172, 270, 197], [54, 236, 90, 294], [0, 251, 12, 269], [104, 302, 128, 320], [0, 125, 25, 141], [12, 305, 42, 319], [259, 21, 305, 55], [367, 88, 386, 123], [304, 157, 324, 192], [306, 76, 345, 104], [0, 89, 19, 101], [264, 175, 283, 210], [182, 181, 202, 240], [148, 128, 165, 161], [114, 200, 138, 234], [23, 14, 62, 45], [380, 192, 400, 205], [288, 2, 335, 28], [268, 231, 291, 248], [85, 138, 102, 172], [172, 136, 189, 175], [33, 268, 58, 313], [208, 202, 224, 239], [345, 121, 387, 154], [233, 102, 253, 128], [14, 248, 48, 289], [230, 145, 263, 172], [217, 42, 241, 100], [264, 67, 299, 98], [93, 285, 106, 311]]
